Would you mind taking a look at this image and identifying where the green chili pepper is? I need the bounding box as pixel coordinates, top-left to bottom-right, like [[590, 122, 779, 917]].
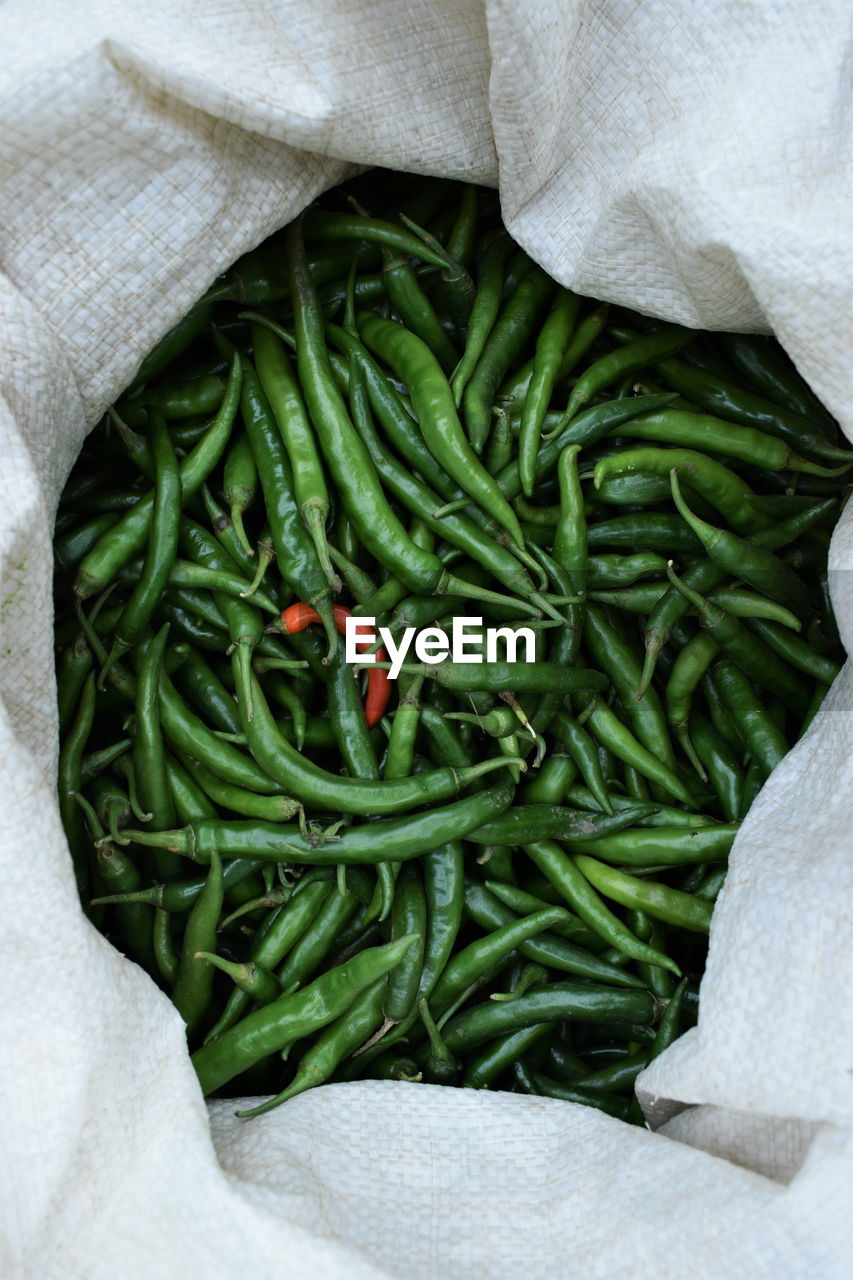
[[665, 561, 810, 716], [58, 673, 97, 894], [519, 291, 580, 496], [236, 349, 338, 656], [562, 823, 737, 866], [574, 854, 713, 934], [670, 471, 811, 623], [204, 881, 332, 1043], [595, 446, 770, 535], [252, 322, 339, 590], [711, 659, 790, 777], [304, 211, 451, 268], [417, 842, 465, 1001], [99, 415, 181, 683], [222, 433, 258, 559], [745, 618, 841, 685], [463, 265, 555, 453], [152, 908, 179, 985], [191, 934, 421, 1095], [563, 325, 692, 423], [442, 981, 656, 1052], [122, 783, 516, 865], [383, 865, 427, 1024], [451, 229, 512, 405], [464, 882, 645, 989], [91, 835, 154, 966], [462, 1022, 554, 1090], [608, 407, 843, 474], [654, 354, 852, 464], [171, 850, 224, 1038], [128, 303, 214, 392], [381, 245, 458, 374], [359, 310, 527, 549], [523, 841, 681, 973], [74, 355, 241, 598], [199, 484, 256, 579], [664, 630, 720, 776], [162, 737, 218, 820], [237, 979, 389, 1118], [717, 334, 838, 430]]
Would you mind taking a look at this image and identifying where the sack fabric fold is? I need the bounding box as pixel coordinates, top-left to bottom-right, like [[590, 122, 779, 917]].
[[1, 3, 850, 1275]]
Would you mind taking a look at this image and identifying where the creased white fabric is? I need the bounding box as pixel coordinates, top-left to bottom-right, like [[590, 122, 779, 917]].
[[1, 3, 850, 1276]]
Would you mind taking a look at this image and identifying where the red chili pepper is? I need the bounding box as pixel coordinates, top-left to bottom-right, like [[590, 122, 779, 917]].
[[281, 603, 391, 727]]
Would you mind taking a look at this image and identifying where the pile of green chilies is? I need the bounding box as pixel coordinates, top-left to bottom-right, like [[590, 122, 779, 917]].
[[54, 170, 848, 1121]]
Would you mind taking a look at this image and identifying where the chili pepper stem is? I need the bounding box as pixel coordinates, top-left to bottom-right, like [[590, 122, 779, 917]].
[[240, 539, 275, 599], [238, 311, 296, 349], [229, 504, 255, 558], [674, 724, 709, 781], [70, 790, 105, 841], [530, 593, 574, 625], [352, 1016, 397, 1057], [504, 541, 550, 591], [298, 815, 345, 845], [106, 808, 131, 845], [108, 826, 189, 853], [669, 469, 722, 553], [220, 887, 291, 929], [436, 571, 542, 619], [307, 593, 340, 661], [432, 498, 471, 519], [97, 636, 131, 691], [664, 559, 714, 615], [303, 500, 343, 593], [195, 951, 245, 979], [235, 1068, 324, 1119], [90, 886, 162, 907], [788, 456, 853, 477], [498, 691, 536, 739]]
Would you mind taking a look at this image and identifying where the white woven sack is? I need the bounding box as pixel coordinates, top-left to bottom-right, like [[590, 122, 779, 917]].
[[1, 2, 851, 1277]]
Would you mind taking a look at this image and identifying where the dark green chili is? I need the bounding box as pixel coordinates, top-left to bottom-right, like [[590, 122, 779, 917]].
[[563, 325, 692, 422], [171, 850, 224, 1037], [74, 354, 241, 598], [463, 265, 555, 453], [124, 782, 515, 865], [519, 291, 580, 496], [442, 981, 656, 1052], [359, 310, 526, 549], [252, 322, 339, 590]]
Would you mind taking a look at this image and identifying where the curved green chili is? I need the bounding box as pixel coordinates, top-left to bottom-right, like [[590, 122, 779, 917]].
[[519, 291, 580, 496], [74, 354, 241, 598], [574, 854, 713, 933], [191, 934, 420, 1095], [252, 322, 339, 590], [359, 310, 526, 548], [523, 841, 681, 974], [463, 265, 555, 452]]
